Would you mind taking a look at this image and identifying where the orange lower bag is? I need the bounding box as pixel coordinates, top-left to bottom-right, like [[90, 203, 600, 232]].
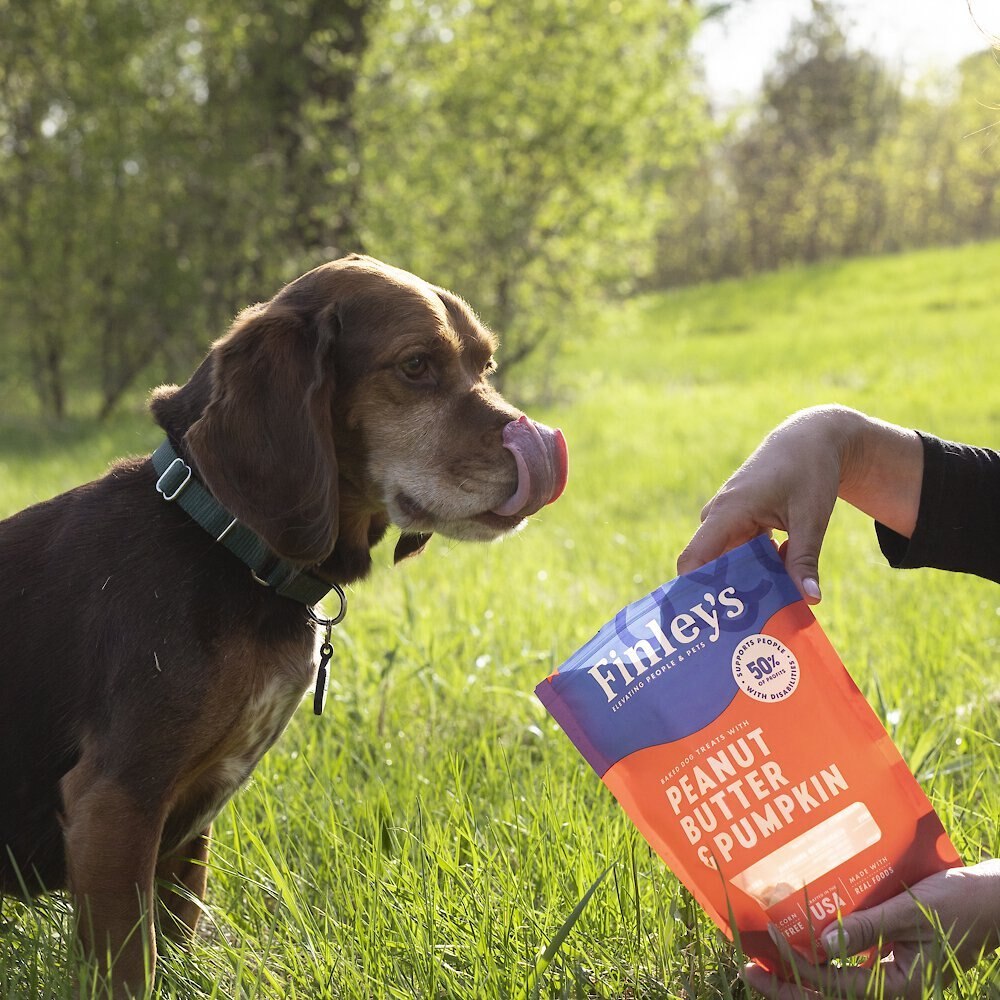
[[536, 536, 960, 969]]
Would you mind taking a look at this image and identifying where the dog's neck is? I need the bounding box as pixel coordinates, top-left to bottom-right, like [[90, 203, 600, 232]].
[[313, 504, 389, 584], [150, 366, 387, 589]]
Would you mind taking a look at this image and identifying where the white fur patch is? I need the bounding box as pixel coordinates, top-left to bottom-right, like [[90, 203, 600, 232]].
[[164, 650, 312, 852]]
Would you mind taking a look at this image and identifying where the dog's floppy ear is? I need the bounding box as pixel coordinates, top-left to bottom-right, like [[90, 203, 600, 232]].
[[393, 531, 432, 564], [183, 302, 339, 565]]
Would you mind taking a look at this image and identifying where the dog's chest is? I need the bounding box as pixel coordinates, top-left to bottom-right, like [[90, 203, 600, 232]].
[[214, 672, 306, 786], [164, 647, 314, 852]]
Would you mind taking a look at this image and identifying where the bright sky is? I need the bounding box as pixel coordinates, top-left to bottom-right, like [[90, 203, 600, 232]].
[[693, 0, 999, 107]]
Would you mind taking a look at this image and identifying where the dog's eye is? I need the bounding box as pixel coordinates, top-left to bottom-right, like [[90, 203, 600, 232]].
[[399, 355, 430, 380]]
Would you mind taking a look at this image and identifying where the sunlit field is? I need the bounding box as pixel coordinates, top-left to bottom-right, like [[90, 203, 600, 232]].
[[1, 241, 998, 998]]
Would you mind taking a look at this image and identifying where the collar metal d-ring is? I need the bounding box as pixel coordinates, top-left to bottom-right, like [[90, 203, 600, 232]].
[[309, 582, 346, 716], [308, 582, 347, 629]]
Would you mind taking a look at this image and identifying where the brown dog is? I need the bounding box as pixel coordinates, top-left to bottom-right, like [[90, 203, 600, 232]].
[[0, 255, 567, 995]]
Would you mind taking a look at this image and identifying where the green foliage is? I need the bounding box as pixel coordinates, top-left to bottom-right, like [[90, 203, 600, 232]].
[[876, 50, 1000, 250], [0, 0, 201, 417], [657, 2, 1000, 285], [0, 0, 388, 420], [762, 3, 901, 153], [0, 0, 709, 418], [3, 0, 999, 421], [358, 0, 706, 384], [1, 241, 998, 998], [729, 2, 902, 268]]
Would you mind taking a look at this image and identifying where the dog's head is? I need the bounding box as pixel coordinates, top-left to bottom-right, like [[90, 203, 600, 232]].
[[151, 255, 567, 582]]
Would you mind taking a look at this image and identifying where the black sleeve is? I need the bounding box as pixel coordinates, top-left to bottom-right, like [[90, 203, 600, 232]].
[[875, 432, 1000, 584]]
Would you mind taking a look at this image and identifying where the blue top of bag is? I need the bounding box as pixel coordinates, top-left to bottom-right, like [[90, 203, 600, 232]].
[[535, 535, 801, 776]]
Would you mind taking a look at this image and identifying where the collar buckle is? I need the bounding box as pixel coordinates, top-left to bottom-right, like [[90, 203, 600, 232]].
[[151, 439, 338, 610], [155, 457, 193, 502]]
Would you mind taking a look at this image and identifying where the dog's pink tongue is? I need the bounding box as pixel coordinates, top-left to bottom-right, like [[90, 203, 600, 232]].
[[492, 415, 568, 518]]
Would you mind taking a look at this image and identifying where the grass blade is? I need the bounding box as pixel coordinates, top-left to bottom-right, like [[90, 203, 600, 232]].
[[517, 863, 614, 1000]]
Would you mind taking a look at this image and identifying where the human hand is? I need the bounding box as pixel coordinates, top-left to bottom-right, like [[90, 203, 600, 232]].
[[676, 406, 922, 604], [677, 407, 852, 603], [740, 861, 1000, 999]]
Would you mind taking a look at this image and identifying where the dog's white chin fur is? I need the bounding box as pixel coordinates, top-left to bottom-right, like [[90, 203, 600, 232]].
[[436, 518, 528, 543], [387, 503, 527, 543]]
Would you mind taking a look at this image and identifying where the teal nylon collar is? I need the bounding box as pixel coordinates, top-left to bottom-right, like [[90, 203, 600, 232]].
[[151, 439, 339, 609]]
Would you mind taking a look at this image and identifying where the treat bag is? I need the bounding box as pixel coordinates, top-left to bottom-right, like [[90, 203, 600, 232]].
[[536, 535, 960, 968]]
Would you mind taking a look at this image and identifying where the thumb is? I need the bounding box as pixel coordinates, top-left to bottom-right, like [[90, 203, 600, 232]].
[[821, 910, 880, 959], [821, 889, 920, 958]]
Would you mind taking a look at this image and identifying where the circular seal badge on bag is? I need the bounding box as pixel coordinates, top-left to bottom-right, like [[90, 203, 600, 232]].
[[732, 634, 799, 702]]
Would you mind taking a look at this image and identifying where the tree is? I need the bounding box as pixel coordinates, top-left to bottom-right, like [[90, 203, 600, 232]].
[[0, 0, 386, 419], [730, 0, 902, 269], [357, 0, 708, 388], [933, 51, 1000, 243], [654, 0, 909, 282], [1, 0, 711, 416]]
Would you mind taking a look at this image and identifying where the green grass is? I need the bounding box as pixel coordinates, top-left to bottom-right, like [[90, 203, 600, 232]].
[[2, 240, 999, 998]]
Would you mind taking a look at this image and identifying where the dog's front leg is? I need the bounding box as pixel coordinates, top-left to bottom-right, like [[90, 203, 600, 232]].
[[61, 756, 163, 998], [156, 825, 211, 942]]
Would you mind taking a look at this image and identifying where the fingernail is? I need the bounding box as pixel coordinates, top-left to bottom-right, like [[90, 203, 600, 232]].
[[802, 577, 822, 601], [820, 926, 841, 953]]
